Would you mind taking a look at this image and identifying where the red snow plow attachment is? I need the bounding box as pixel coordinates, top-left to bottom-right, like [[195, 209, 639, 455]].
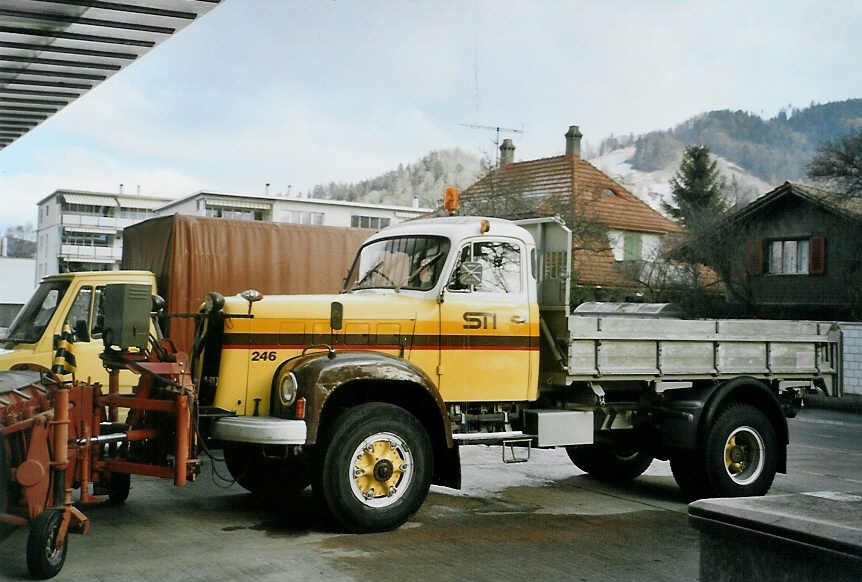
[[1, 342, 198, 579]]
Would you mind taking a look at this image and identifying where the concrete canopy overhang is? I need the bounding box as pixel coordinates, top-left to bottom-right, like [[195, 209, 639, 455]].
[[0, 0, 221, 150]]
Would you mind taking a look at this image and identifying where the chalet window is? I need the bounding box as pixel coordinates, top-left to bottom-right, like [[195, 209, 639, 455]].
[[760, 237, 825, 276], [623, 232, 642, 261]]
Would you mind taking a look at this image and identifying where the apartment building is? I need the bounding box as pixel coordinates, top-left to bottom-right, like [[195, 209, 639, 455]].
[[157, 190, 429, 230], [36, 189, 171, 281], [34, 189, 432, 283]]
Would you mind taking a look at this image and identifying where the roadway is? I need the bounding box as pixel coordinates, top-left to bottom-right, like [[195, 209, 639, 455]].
[[1, 407, 860, 581]]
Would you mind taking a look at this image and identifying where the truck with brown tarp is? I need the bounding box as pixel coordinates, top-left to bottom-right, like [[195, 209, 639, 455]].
[[121, 215, 374, 353], [0, 216, 373, 383]]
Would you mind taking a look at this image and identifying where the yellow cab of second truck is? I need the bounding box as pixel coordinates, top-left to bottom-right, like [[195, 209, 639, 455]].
[[0, 270, 157, 389], [209, 217, 542, 416]]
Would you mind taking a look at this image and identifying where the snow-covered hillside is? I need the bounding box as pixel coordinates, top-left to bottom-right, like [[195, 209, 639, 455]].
[[589, 146, 772, 215]]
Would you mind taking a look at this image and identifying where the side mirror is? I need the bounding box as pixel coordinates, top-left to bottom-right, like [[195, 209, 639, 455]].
[[458, 261, 483, 287], [72, 319, 90, 343]]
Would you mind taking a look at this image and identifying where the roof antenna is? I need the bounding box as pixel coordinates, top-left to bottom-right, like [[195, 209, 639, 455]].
[[459, 123, 525, 168]]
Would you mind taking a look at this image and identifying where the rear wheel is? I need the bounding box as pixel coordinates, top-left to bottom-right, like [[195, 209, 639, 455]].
[[223, 444, 309, 496], [670, 451, 708, 500], [566, 443, 653, 482], [26, 509, 68, 580], [319, 403, 432, 533], [702, 403, 777, 497]]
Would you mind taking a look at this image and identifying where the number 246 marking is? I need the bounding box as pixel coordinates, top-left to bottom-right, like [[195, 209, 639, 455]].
[[251, 350, 277, 362]]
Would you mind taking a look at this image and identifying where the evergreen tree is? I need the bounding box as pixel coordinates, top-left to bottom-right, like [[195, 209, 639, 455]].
[[664, 145, 727, 230], [805, 128, 862, 198]]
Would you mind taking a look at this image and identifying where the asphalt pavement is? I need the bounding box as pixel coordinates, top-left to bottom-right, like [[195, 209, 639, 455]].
[[1, 407, 860, 582]]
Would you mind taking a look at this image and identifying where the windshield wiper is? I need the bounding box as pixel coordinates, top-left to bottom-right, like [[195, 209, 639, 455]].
[[354, 260, 397, 290]]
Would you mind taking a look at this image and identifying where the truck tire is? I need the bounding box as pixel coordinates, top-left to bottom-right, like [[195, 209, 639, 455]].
[[223, 444, 309, 496], [26, 509, 68, 580], [669, 451, 708, 500], [319, 402, 432, 533], [566, 443, 653, 481], [702, 403, 777, 497]]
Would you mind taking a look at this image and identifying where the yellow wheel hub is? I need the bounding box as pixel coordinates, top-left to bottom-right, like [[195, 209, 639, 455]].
[[725, 434, 746, 475], [354, 439, 405, 499]]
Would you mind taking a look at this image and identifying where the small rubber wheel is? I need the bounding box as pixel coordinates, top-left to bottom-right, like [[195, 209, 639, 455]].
[[108, 472, 131, 505], [319, 403, 432, 533], [26, 509, 68, 580], [566, 443, 654, 481]]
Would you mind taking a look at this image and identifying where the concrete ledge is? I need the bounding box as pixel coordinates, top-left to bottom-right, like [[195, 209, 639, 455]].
[[689, 493, 862, 582]]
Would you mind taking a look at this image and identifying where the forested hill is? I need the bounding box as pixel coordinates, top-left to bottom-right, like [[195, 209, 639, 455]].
[[305, 99, 861, 210], [305, 149, 484, 208], [618, 98, 862, 183]]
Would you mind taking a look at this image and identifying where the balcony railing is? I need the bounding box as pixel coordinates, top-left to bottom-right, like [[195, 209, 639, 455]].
[[59, 244, 122, 261]]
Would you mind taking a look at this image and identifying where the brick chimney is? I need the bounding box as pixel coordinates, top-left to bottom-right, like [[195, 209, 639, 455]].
[[565, 125, 583, 157], [499, 138, 515, 165]]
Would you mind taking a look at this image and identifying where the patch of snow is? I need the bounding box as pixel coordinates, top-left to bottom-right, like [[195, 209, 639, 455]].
[[588, 146, 772, 215]]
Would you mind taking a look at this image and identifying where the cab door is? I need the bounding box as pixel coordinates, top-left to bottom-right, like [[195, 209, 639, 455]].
[[437, 238, 535, 402]]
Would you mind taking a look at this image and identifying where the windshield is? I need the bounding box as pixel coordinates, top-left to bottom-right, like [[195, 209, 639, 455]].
[[3, 280, 71, 345], [344, 236, 450, 292]]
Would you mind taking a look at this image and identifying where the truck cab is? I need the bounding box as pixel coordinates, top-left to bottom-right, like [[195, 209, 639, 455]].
[[0, 271, 157, 389]]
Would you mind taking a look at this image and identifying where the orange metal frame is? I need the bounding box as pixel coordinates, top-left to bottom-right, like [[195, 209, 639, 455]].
[[1, 344, 198, 560]]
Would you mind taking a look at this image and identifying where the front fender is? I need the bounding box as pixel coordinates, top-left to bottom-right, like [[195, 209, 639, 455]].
[[272, 350, 451, 447]]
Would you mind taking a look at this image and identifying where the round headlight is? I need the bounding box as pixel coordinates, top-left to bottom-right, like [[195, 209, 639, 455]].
[[278, 371, 299, 406]]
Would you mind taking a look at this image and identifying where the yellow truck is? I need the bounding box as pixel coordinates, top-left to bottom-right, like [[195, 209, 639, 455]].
[[191, 215, 840, 533], [0, 270, 157, 389], [1, 217, 370, 388]]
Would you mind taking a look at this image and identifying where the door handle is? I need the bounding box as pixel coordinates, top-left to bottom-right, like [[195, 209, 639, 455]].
[[511, 314, 527, 324]]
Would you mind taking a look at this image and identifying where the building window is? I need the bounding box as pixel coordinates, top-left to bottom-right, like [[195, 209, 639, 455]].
[[749, 236, 825, 276], [62, 202, 112, 217], [769, 240, 809, 274], [623, 232, 642, 261], [63, 232, 111, 247], [118, 207, 154, 220], [205, 206, 265, 221], [351, 215, 391, 229], [285, 210, 324, 225]]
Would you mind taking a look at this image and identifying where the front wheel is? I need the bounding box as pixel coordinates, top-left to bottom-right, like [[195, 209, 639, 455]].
[[702, 403, 778, 498], [26, 509, 68, 580], [566, 443, 653, 481], [319, 403, 432, 533]]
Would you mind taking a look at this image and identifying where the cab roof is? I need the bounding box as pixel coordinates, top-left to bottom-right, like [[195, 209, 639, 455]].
[[365, 216, 534, 247], [41, 270, 155, 282]]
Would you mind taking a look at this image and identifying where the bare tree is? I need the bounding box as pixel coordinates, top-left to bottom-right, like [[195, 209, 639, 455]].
[[806, 129, 862, 199]]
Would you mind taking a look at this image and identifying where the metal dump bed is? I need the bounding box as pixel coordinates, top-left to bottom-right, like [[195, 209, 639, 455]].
[[565, 315, 839, 393], [517, 217, 840, 395]]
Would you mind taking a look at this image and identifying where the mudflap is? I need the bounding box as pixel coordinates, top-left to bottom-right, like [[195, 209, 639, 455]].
[[432, 441, 461, 490]]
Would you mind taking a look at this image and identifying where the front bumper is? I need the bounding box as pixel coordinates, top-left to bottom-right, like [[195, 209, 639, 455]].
[[212, 416, 307, 445]]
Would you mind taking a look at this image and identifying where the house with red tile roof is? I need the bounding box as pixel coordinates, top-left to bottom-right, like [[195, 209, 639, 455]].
[[460, 126, 683, 300]]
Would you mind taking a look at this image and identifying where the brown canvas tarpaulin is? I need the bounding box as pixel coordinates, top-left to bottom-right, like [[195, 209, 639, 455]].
[[122, 215, 374, 353]]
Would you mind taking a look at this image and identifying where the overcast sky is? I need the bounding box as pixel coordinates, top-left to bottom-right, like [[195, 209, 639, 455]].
[[1, 0, 861, 230]]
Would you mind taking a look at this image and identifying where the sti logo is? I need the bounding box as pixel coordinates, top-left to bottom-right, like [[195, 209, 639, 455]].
[[463, 312, 497, 330]]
